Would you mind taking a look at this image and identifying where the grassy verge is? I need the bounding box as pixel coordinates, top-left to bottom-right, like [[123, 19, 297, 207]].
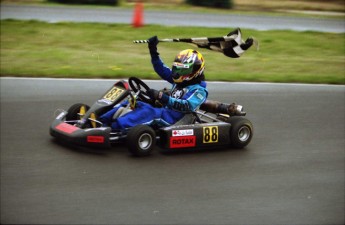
[[1, 19, 344, 84]]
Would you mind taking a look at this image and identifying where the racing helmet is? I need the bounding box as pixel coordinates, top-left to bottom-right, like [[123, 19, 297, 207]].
[[172, 49, 205, 83]]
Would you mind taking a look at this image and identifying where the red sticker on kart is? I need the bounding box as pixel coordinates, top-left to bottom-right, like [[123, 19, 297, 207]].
[[55, 123, 79, 134], [87, 136, 105, 143], [170, 136, 196, 148]]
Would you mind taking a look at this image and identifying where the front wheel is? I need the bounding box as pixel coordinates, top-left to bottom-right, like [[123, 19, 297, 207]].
[[126, 125, 156, 157], [66, 103, 90, 121], [228, 117, 253, 148]]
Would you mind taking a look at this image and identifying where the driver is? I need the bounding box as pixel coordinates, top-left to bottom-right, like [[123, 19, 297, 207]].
[[99, 36, 208, 130]]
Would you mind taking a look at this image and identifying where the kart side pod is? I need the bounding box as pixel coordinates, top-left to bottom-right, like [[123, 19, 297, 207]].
[[158, 122, 232, 150]]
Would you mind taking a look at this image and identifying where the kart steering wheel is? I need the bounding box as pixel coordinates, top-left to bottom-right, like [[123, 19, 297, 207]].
[[128, 77, 154, 104]]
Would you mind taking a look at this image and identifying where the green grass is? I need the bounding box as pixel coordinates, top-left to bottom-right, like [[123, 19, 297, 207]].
[[1, 19, 344, 84]]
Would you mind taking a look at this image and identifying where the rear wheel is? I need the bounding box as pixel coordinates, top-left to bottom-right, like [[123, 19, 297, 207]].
[[228, 117, 253, 148], [66, 103, 90, 121], [127, 125, 156, 157]]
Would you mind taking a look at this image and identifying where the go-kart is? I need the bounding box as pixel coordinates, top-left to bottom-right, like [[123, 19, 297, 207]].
[[50, 77, 253, 156]]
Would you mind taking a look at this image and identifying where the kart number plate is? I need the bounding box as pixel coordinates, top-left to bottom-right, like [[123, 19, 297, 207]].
[[103, 87, 125, 102], [203, 126, 218, 143]]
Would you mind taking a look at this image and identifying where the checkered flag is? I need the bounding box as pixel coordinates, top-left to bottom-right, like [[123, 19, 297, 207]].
[[133, 28, 258, 58]]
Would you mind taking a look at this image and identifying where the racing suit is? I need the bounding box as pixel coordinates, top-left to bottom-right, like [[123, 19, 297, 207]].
[[99, 56, 208, 130]]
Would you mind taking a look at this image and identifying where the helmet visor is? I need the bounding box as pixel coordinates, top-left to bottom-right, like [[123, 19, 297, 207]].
[[172, 62, 194, 79]]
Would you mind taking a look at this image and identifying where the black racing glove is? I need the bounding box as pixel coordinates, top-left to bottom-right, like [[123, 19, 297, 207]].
[[148, 36, 159, 60], [240, 37, 253, 50], [147, 89, 169, 105]]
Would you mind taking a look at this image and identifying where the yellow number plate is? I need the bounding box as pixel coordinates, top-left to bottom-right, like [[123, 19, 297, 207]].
[[103, 87, 124, 102], [203, 126, 219, 143]]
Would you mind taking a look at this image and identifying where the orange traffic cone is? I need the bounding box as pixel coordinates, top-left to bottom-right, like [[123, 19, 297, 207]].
[[132, 2, 144, 28]]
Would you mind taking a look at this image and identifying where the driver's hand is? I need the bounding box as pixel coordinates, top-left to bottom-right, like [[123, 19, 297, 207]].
[[148, 89, 169, 105], [148, 36, 159, 60], [148, 36, 159, 49]]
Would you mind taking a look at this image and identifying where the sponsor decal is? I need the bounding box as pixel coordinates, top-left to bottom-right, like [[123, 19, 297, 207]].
[[170, 136, 196, 148], [87, 136, 105, 143], [196, 93, 204, 100], [98, 99, 113, 105], [172, 129, 194, 137], [56, 123, 79, 134], [171, 88, 185, 99]]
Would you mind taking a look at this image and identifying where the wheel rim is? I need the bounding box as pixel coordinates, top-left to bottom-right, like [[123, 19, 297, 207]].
[[138, 133, 152, 150], [238, 126, 251, 142]]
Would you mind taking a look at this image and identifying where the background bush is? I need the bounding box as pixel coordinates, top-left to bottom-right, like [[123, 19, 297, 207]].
[[186, 0, 233, 9], [47, 0, 118, 6]]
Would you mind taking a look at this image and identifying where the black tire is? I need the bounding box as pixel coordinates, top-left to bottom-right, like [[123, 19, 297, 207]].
[[66, 103, 90, 121], [228, 117, 253, 148], [126, 125, 156, 157]]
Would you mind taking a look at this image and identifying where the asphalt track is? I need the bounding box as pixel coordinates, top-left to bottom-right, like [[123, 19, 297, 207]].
[[1, 4, 344, 33], [0, 77, 344, 224]]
